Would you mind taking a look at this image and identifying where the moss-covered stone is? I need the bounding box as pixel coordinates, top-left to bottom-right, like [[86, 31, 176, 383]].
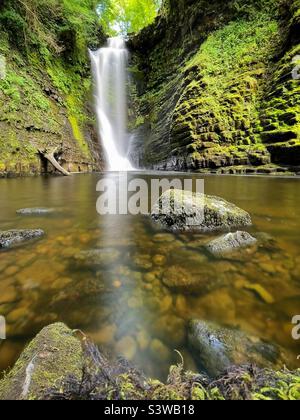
[[151, 189, 252, 232], [0, 323, 83, 400], [188, 320, 288, 378]]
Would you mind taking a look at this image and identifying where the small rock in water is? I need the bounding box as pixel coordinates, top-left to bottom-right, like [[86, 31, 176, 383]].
[[206, 231, 257, 256], [151, 189, 252, 232], [188, 320, 284, 377], [159, 295, 173, 313], [16, 208, 54, 215], [74, 248, 120, 267], [153, 254, 167, 266], [132, 254, 152, 270], [0, 287, 18, 305], [153, 233, 176, 243], [0, 229, 44, 249], [113, 280, 122, 289], [162, 265, 221, 294]]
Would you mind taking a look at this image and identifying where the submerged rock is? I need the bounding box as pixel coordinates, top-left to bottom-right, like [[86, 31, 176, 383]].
[[162, 265, 221, 294], [16, 208, 55, 215], [0, 229, 44, 249], [74, 248, 120, 267], [0, 323, 83, 400], [206, 231, 257, 256], [188, 320, 284, 378], [151, 189, 252, 232]]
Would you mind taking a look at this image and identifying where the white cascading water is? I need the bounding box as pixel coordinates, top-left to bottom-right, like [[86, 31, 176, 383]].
[[90, 38, 134, 171]]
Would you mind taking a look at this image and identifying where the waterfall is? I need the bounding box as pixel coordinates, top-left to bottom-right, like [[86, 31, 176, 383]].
[[90, 38, 134, 171]]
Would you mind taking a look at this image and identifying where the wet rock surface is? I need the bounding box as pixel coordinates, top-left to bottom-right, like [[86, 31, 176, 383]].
[[206, 231, 257, 255], [0, 323, 83, 400], [188, 320, 286, 378], [16, 208, 55, 215], [0, 229, 45, 249], [151, 189, 252, 232]]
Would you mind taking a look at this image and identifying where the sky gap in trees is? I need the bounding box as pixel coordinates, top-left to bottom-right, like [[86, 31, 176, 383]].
[[97, 0, 162, 36]]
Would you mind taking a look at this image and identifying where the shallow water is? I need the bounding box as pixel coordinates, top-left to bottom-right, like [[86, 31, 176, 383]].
[[0, 173, 300, 379]]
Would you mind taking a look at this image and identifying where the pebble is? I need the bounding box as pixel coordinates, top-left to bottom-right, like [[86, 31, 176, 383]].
[[113, 280, 122, 289], [259, 262, 277, 275], [160, 295, 173, 313], [51, 277, 73, 289], [153, 255, 167, 266], [7, 306, 30, 324], [132, 254, 152, 270], [0, 287, 18, 304], [144, 273, 157, 283], [153, 233, 175, 243], [175, 295, 187, 316], [4, 266, 19, 276]]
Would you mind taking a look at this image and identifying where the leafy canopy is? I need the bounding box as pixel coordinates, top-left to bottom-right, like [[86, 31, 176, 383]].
[[98, 0, 161, 35]]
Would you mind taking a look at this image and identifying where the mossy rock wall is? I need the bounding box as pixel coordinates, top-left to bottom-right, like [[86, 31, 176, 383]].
[[130, 0, 300, 172], [0, 1, 104, 177]]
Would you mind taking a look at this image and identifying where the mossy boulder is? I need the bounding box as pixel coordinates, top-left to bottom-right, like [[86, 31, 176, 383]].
[[151, 189, 252, 232], [0, 229, 44, 249], [206, 231, 257, 256], [188, 320, 287, 378], [0, 323, 83, 400]]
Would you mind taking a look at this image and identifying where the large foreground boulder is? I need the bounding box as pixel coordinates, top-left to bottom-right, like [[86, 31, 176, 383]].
[[188, 320, 287, 378], [0, 323, 83, 400], [0, 229, 44, 249], [206, 231, 257, 256], [151, 189, 252, 231]]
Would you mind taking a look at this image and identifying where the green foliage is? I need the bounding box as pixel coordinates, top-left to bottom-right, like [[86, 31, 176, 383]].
[[174, 12, 281, 149], [187, 13, 280, 88], [0, 0, 103, 174], [98, 0, 161, 35], [0, 0, 102, 63]]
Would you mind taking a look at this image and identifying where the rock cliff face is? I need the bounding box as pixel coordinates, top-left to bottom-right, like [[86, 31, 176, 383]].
[[0, 0, 104, 177], [129, 0, 300, 174]]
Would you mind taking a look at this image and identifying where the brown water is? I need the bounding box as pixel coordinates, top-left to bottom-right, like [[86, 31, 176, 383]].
[[0, 172, 299, 379]]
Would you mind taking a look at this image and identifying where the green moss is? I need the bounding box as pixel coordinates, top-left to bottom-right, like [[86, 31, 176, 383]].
[[0, 323, 84, 400], [131, 0, 298, 170], [0, 1, 103, 176]]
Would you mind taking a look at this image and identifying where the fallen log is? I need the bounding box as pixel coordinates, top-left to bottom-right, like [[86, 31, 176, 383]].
[[38, 147, 70, 176]]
